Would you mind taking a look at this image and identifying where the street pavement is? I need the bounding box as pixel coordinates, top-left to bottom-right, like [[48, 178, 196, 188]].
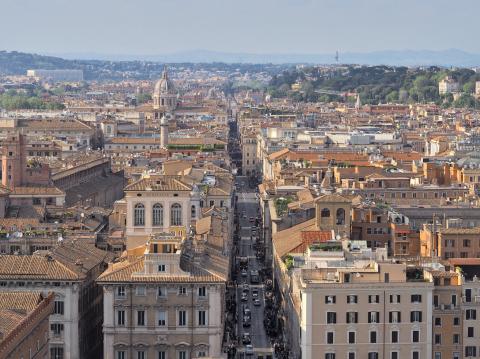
[[235, 177, 273, 358]]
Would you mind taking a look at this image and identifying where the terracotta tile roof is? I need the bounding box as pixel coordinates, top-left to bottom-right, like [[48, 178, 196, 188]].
[[273, 218, 317, 258], [169, 137, 226, 146], [382, 151, 422, 162], [448, 258, 480, 266], [11, 186, 64, 196], [17, 118, 92, 131], [97, 258, 224, 283], [0, 255, 80, 281], [196, 216, 212, 235], [125, 175, 192, 192], [107, 137, 160, 144], [440, 227, 480, 235], [0, 291, 43, 313], [315, 193, 351, 203]]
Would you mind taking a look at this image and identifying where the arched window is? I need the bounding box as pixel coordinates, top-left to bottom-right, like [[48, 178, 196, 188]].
[[321, 208, 331, 218], [134, 203, 145, 226], [191, 205, 196, 219], [336, 208, 346, 225], [171, 203, 182, 226], [152, 203, 163, 226]]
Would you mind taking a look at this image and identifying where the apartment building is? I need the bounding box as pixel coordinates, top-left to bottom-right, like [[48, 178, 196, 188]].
[[97, 232, 228, 359], [0, 240, 112, 359]]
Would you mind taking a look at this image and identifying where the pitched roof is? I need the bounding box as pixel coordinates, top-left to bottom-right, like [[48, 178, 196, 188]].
[[273, 218, 318, 258], [0, 255, 80, 281], [125, 175, 192, 192], [315, 193, 351, 203], [96, 258, 224, 283]]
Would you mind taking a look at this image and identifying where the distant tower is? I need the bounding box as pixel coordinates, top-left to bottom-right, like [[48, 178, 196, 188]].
[[355, 94, 361, 111], [1, 133, 26, 188], [335, 50, 339, 63], [160, 114, 169, 148]]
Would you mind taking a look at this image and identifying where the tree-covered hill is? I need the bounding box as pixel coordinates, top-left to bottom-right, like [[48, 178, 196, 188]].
[[268, 65, 480, 108]]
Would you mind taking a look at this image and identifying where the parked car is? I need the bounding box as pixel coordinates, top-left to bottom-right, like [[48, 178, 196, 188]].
[[245, 344, 254, 355], [252, 289, 259, 299], [241, 292, 248, 302], [241, 269, 248, 277], [242, 333, 251, 344], [253, 298, 261, 306]]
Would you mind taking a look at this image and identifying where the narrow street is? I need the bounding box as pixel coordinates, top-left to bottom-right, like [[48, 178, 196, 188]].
[[235, 176, 273, 359]]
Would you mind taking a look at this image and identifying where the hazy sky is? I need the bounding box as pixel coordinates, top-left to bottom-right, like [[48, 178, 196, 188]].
[[1, 0, 478, 56]]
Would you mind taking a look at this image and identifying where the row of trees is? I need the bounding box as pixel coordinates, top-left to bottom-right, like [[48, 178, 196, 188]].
[[0, 90, 65, 110]]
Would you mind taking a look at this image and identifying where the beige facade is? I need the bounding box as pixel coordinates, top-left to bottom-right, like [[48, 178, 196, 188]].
[[98, 233, 228, 359]]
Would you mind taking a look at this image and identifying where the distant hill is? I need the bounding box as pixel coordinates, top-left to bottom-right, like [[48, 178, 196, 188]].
[[50, 49, 480, 67]]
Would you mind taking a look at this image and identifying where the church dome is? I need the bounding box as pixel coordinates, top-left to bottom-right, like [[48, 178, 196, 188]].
[[153, 67, 174, 96]]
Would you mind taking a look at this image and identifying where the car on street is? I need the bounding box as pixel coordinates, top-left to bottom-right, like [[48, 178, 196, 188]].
[[252, 289, 259, 299], [241, 292, 248, 301], [243, 318, 251, 327], [243, 306, 251, 316], [253, 298, 261, 306], [245, 344, 254, 356], [241, 269, 248, 277], [249, 217, 255, 223], [242, 284, 250, 292], [242, 333, 251, 344]]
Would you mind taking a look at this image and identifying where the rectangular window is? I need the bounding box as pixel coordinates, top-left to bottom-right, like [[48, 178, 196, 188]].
[[468, 326, 474, 337], [158, 311, 166, 326], [348, 353, 355, 359], [50, 323, 64, 335], [368, 295, 380, 303], [326, 312, 336, 324], [391, 353, 398, 359], [325, 354, 335, 359], [137, 351, 145, 359], [412, 352, 419, 359], [198, 286, 206, 297], [158, 286, 166, 297], [434, 317, 441, 326], [454, 317, 460, 326], [137, 310, 145, 326], [389, 311, 401, 323], [411, 294, 422, 303], [348, 331, 355, 344], [389, 294, 400, 303], [368, 353, 378, 359], [158, 352, 166, 359], [326, 331, 334, 344], [178, 310, 187, 326], [346, 312, 358, 324], [434, 334, 441, 344], [466, 347, 477, 357], [117, 286, 126, 297], [466, 309, 477, 320], [347, 295, 357, 304], [117, 310, 125, 326], [51, 348, 64, 359], [368, 311, 379, 323], [410, 311, 422, 322], [465, 288, 472, 302], [54, 301, 64, 315], [325, 295, 336, 304], [158, 264, 166, 272], [198, 310, 207, 326], [464, 239, 471, 247], [178, 287, 187, 295], [178, 351, 187, 359], [453, 334, 460, 344], [412, 330, 419, 343], [391, 330, 398, 343], [370, 331, 377, 343]]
